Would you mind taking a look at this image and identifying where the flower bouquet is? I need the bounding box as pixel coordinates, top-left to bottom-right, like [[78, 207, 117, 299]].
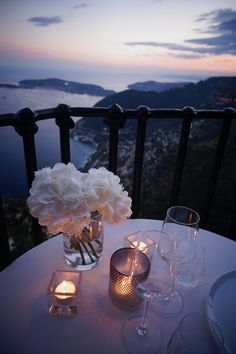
[[27, 163, 132, 269]]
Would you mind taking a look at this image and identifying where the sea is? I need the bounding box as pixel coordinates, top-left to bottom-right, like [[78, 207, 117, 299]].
[[0, 65, 204, 197], [0, 67, 133, 196]]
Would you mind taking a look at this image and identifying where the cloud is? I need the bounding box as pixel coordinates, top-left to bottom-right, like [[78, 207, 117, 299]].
[[28, 16, 62, 27], [196, 8, 235, 26], [186, 9, 236, 55], [73, 3, 88, 9], [126, 41, 191, 51], [171, 53, 202, 59], [125, 8, 236, 58]]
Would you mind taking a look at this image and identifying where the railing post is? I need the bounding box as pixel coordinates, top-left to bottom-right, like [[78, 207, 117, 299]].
[[201, 108, 233, 230], [55, 104, 75, 164], [103, 104, 125, 174], [228, 207, 236, 241], [15, 108, 38, 189], [131, 106, 149, 217], [15, 108, 43, 245], [169, 106, 196, 206], [0, 193, 12, 270]]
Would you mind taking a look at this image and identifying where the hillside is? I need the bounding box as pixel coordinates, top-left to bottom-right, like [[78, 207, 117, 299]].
[[75, 76, 236, 134], [95, 76, 236, 109], [74, 76, 236, 237]]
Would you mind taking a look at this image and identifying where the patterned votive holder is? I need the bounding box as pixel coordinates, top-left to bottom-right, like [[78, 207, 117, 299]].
[[48, 269, 81, 315], [124, 230, 156, 263], [109, 247, 150, 310]]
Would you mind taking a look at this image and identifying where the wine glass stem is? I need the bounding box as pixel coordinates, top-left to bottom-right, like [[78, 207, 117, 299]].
[[137, 298, 150, 336], [170, 257, 176, 295]]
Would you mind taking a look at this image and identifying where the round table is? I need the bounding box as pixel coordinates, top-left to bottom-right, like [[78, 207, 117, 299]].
[[0, 219, 236, 354]]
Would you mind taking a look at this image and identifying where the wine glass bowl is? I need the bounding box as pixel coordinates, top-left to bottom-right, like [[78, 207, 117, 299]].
[[162, 206, 200, 287], [145, 229, 183, 318]]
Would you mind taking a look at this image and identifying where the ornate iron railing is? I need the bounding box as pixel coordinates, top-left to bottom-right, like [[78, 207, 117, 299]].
[[0, 104, 236, 269]]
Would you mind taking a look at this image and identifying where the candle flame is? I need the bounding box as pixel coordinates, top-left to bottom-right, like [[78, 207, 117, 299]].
[[114, 276, 133, 297], [55, 280, 76, 300], [132, 241, 148, 253]]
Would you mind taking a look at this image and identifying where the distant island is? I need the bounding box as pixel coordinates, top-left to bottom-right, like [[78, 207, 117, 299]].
[[128, 80, 190, 92], [0, 77, 200, 97], [0, 78, 115, 97]]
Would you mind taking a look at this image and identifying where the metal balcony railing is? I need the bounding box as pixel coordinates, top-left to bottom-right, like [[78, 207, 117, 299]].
[[0, 104, 236, 270]]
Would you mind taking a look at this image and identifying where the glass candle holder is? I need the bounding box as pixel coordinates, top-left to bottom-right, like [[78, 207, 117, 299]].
[[47, 269, 81, 315], [124, 230, 156, 263], [109, 248, 150, 310]]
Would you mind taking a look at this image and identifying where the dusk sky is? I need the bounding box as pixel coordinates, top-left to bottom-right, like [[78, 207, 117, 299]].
[[0, 0, 236, 81]]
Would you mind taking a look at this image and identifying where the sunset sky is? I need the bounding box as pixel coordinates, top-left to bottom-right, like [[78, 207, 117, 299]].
[[0, 0, 236, 82]]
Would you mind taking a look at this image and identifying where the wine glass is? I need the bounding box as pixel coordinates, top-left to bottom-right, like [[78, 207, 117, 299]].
[[122, 245, 162, 354], [145, 229, 183, 318], [162, 206, 200, 286]]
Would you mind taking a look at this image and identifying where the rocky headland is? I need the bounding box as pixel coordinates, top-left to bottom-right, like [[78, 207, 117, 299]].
[[0, 78, 115, 97]]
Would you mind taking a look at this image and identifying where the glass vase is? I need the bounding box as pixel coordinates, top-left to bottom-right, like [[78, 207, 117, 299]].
[[63, 218, 104, 271]]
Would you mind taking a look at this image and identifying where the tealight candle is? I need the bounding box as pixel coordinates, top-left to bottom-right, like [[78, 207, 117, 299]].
[[55, 280, 76, 300], [132, 241, 148, 253], [48, 269, 81, 315], [124, 231, 156, 263]]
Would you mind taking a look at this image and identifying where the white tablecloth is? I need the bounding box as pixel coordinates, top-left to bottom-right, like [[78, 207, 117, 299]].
[[0, 219, 236, 354]]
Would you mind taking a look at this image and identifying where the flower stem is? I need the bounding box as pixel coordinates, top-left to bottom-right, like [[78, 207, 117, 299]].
[[69, 223, 102, 265], [81, 241, 95, 263], [76, 239, 86, 265], [95, 239, 102, 247], [83, 234, 99, 258]]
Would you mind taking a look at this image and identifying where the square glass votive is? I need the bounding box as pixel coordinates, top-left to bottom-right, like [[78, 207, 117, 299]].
[[124, 230, 156, 263], [109, 247, 150, 310], [47, 269, 81, 316]]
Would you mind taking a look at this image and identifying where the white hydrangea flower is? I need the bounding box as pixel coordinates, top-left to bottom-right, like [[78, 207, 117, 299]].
[[86, 167, 132, 224], [27, 163, 132, 236]]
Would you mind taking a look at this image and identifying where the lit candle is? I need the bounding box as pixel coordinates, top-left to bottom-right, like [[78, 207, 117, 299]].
[[55, 280, 76, 300], [132, 241, 148, 253], [114, 277, 132, 297], [109, 248, 150, 310]]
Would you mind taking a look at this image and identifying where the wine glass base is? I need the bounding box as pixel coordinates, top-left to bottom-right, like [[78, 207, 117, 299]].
[[122, 316, 161, 354], [152, 290, 183, 318]]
